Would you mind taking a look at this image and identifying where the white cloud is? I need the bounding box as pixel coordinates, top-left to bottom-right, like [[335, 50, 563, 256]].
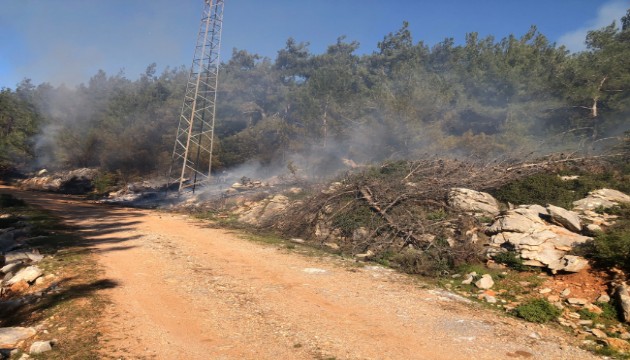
[[557, 0, 630, 52]]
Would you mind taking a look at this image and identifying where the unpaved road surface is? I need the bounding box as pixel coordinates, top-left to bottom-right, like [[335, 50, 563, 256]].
[[2, 186, 597, 360]]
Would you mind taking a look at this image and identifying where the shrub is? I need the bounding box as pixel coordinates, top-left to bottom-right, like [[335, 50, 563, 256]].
[[583, 205, 630, 272], [578, 308, 598, 320], [492, 172, 629, 208], [92, 172, 115, 194], [596, 302, 619, 321], [515, 299, 561, 323], [392, 238, 484, 276]]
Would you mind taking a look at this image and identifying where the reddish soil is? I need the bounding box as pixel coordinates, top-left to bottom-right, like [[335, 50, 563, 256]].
[[1, 186, 598, 360]]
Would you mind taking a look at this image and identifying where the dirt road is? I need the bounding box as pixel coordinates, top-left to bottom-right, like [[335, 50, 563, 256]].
[[1, 186, 597, 359]]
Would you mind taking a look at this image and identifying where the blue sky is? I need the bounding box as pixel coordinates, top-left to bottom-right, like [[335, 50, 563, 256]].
[[1, 0, 628, 89]]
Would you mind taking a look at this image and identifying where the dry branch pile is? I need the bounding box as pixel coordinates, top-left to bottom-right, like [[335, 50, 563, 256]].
[[265, 154, 624, 274]]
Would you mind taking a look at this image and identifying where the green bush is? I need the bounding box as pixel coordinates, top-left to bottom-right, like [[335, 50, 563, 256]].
[[596, 301, 620, 321], [92, 172, 115, 194], [578, 308, 598, 320], [492, 172, 628, 208], [584, 205, 630, 272], [515, 299, 561, 323], [392, 238, 484, 276]]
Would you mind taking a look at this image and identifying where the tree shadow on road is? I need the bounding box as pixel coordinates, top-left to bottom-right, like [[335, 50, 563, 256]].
[[0, 278, 119, 327]]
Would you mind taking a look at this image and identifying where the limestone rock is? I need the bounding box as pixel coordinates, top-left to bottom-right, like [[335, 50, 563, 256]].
[[238, 195, 289, 226], [607, 338, 630, 353], [6, 265, 43, 285], [448, 188, 500, 215], [487, 206, 591, 273], [597, 293, 611, 303], [573, 188, 630, 211], [488, 207, 546, 233], [591, 328, 607, 339], [354, 250, 374, 259], [461, 274, 474, 285], [4, 250, 44, 264], [0, 327, 36, 348], [475, 274, 494, 289], [567, 298, 588, 305], [584, 303, 603, 314], [616, 284, 630, 323], [29, 340, 52, 354], [546, 204, 581, 232]]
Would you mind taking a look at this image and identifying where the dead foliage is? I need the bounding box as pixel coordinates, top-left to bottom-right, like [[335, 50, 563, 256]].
[[265, 154, 625, 275]]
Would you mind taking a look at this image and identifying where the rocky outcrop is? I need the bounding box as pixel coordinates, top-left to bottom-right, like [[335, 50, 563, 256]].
[[573, 188, 630, 211], [546, 204, 581, 232], [487, 205, 591, 273], [448, 188, 500, 216], [573, 188, 630, 230], [237, 194, 289, 226]]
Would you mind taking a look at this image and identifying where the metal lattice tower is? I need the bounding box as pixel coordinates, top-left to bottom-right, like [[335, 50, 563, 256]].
[[169, 0, 225, 193]]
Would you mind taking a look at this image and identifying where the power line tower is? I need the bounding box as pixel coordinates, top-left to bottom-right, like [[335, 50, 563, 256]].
[[169, 0, 225, 193]]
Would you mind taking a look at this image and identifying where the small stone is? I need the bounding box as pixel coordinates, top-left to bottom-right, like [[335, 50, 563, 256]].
[[475, 274, 494, 290], [29, 340, 52, 354], [597, 293, 611, 303], [584, 303, 603, 314], [451, 274, 461, 278], [323, 242, 339, 250], [529, 332, 542, 339], [290, 238, 305, 244], [354, 250, 374, 259], [586, 224, 602, 234], [568, 312, 581, 319], [539, 288, 552, 294], [484, 295, 497, 303], [620, 333, 630, 340], [567, 298, 588, 305], [547, 295, 560, 302], [590, 328, 608, 339], [561, 288, 571, 297], [461, 274, 474, 285], [578, 320, 593, 326]]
